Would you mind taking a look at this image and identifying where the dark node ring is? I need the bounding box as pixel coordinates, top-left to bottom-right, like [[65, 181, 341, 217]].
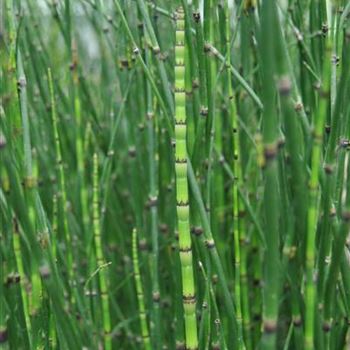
[[182, 294, 196, 303]]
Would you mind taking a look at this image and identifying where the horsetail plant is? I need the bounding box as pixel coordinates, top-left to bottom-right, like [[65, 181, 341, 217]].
[[174, 6, 198, 350], [144, 40, 162, 348], [304, 22, 332, 350], [92, 153, 112, 349], [224, 2, 248, 348], [259, 3, 282, 350], [48, 68, 74, 291], [132, 228, 151, 350]]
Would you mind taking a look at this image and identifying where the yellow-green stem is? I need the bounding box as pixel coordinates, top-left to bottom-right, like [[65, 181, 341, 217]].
[[175, 6, 198, 350]]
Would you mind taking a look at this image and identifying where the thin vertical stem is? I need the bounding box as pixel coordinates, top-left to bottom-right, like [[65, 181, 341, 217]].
[[304, 30, 332, 350], [93, 153, 112, 349], [175, 6, 198, 350], [47, 68, 73, 290], [132, 228, 151, 350], [225, 1, 246, 349]]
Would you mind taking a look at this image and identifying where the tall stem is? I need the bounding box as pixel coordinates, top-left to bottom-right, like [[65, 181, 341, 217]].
[[175, 6, 198, 349]]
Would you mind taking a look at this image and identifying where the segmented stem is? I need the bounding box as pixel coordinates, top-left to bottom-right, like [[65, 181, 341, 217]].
[[304, 34, 332, 350], [48, 68, 73, 284], [175, 7, 198, 350], [145, 43, 162, 346], [259, 1, 282, 348], [132, 228, 151, 350], [225, 2, 247, 348], [93, 153, 111, 349]]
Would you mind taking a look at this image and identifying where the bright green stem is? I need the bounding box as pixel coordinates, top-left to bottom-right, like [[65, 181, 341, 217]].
[[175, 7, 198, 350], [93, 153, 112, 349], [304, 34, 332, 350], [132, 228, 151, 350]]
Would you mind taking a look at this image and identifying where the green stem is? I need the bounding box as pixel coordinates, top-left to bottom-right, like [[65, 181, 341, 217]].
[[175, 7, 198, 349], [304, 31, 332, 350], [47, 68, 74, 291], [225, 2, 247, 348], [132, 228, 151, 350], [93, 153, 112, 349]]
